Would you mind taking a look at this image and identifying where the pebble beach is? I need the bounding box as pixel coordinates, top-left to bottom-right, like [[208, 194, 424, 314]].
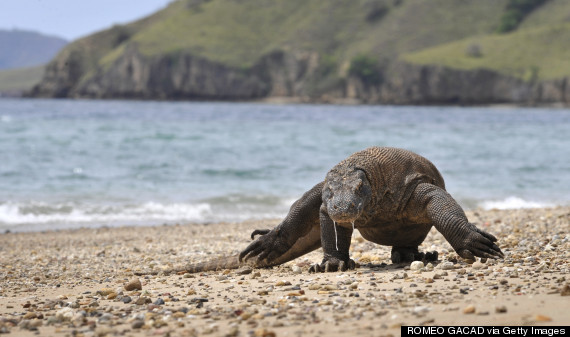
[[1, 206, 569, 337]]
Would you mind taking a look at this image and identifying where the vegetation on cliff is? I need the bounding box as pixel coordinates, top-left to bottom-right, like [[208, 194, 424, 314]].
[[30, 0, 570, 104], [0, 66, 44, 94], [404, 22, 570, 81], [496, 0, 549, 33]]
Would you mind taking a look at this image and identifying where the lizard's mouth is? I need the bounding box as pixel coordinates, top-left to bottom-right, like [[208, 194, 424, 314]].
[[327, 200, 363, 224], [329, 213, 359, 223]]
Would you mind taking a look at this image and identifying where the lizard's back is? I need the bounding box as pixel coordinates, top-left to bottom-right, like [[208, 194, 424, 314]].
[[338, 147, 445, 206]]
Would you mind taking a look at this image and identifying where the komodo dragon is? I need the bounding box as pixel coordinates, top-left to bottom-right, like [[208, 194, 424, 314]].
[[137, 147, 503, 275]]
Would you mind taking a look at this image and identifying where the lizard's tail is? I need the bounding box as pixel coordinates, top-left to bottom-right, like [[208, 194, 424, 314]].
[[184, 255, 242, 273], [134, 255, 244, 276]]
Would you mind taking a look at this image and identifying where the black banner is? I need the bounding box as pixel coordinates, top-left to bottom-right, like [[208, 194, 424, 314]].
[[402, 326, 567, 337]]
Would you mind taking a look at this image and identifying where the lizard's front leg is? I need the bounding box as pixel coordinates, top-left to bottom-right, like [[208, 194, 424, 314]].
[[309, 207, 356, 272], [412, 183, 503, 260], [239, 182, 324, 266]]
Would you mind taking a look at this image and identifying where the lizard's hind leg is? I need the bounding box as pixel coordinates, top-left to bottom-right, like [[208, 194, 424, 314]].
[[391, 246, 419, 263], [390, 246, 438, 263]]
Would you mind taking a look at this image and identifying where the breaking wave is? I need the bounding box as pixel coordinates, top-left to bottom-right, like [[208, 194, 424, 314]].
[[479, 196, 554, 210], [0, 201, 210, 229], [0, 196, 292, 232]]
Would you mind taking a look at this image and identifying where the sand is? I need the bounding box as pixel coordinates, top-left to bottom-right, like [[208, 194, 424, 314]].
[[1, 206, 569, 336]]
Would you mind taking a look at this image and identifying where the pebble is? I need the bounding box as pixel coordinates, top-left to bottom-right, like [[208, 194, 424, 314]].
[[410, 261, 424, 271], [55, 308, 75, 322], [463, 305, 476, 314], [125, 278, 142, 291], [189, 298, 208, 303], [441, 262, 455, 270], [495, 305, 507, 313], [97, 288, 115, 296], [413, 306, 430, 315], [472, 261, 485, 270], [135, 297, 151, 305], [254, 328, 276, 337], [236, 267, 253, 275], [535, 315, 552, 322], [131, 320, 145, 329]]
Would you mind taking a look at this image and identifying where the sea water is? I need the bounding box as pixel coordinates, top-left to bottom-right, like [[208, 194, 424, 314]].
[[1, 99, 569, 231]]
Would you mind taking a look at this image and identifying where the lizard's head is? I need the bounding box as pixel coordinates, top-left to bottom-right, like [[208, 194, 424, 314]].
[[323, 167, 372, 223]]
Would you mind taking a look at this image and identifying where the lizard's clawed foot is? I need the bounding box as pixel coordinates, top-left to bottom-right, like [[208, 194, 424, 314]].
[[456, 225, 504, 260], [239, 229, 289, 264], [424, 250, 438, 262], [390, 247, 438, 263], [391, 247, 421, 263], [309, 257, 356, 273]]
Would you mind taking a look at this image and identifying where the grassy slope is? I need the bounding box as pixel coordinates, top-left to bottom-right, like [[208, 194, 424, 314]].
[[0, 65, 44, 91], [98, 0, 507, 70], [403, 0, 570, 81]]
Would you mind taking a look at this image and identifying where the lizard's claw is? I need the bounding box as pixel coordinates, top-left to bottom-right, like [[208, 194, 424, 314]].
[[309, 257, 356, 273], [239, 229, 289, 264], [250, 229, 271, 240], [455, 225, 504, 260]]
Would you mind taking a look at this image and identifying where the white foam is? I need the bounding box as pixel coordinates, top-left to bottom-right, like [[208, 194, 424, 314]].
[[0, 201, 213, 227], [479, 196, 553, 210]]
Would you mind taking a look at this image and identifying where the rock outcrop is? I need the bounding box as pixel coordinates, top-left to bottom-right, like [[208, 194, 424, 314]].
[[377, 63, 569, 105], [30, 46, 322, 101], [29, 45, 569, 106], [342, 62, 569, 106]]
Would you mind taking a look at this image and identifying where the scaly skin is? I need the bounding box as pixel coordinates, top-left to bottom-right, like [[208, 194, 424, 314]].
[[136, 147, 503, 275]]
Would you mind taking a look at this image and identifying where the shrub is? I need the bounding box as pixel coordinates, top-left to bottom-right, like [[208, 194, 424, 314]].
[[349, 54, 382, 86], [465, 43, 483, 58], [110, 25, 132, 47], [366, 3, 389, 23], [497, 0, 549, 33]]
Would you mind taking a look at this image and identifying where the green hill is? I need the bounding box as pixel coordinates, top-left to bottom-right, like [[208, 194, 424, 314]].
[[124, 0, 506, 68], [0, 65, 44, 92], [30, 0, 570, 105], [0, 66, 46, 97], [404, 23, 570, 81], [402, 0, 570, 81]]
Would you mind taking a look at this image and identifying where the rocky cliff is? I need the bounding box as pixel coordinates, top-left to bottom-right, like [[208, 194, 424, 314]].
[[29, 42, 569, 105], [378, 63, 569, 105], [30, 46, 322, 100]]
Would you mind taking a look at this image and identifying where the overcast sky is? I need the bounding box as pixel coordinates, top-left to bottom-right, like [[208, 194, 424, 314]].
[[0, 0, 172, 41]]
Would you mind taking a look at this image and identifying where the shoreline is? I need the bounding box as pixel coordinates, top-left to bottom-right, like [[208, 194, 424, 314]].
[[4, 95, 570, 110], [1, 206, 569, 336], [1, 199, 566, 234]]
